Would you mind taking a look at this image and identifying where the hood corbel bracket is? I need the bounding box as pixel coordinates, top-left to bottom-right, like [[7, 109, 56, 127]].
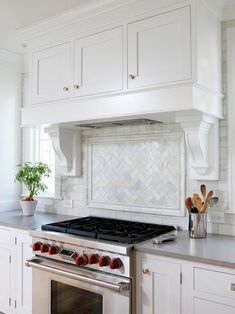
[[45, 126, 82, 177], [177, 113, 219, 180]]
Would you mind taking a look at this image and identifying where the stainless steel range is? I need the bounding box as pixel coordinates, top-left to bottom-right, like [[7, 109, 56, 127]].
[[26, 216, 175, 314]]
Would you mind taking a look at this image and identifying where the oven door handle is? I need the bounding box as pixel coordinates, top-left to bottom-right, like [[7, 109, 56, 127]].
[[25, 258, 130, 293]]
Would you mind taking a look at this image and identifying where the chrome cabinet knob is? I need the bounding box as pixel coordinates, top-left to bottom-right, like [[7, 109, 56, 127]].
[[142, 268, 149, 274], [128, 74, 136, 80], [73, 84, 80, 89], [63, 87, 69, 91]]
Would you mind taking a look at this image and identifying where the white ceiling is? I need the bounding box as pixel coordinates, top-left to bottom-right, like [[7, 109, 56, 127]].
[[0, 0, 91, 54]]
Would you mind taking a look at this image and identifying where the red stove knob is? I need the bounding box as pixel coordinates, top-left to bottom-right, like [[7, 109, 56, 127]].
[[110, 258, 122, 270], [48, 246, 58, 255], [76, 254, 88, 266], [98, 256, 109, 267], [32, 242, 41, 251], [40, 243, 49, 253], [88, 254, 99, 265]]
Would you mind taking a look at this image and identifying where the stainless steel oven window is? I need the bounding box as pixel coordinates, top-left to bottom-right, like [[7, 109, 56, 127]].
[[51, 280, 103, 314]]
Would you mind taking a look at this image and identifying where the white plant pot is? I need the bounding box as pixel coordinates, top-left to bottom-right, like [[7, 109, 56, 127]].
[[20, 200, 38, 216]]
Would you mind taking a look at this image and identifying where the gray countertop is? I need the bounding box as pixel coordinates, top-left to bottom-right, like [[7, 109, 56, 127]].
[[0, 210, 74, 230], [1, 212, 235, 268], [135, 230, 235, 268]]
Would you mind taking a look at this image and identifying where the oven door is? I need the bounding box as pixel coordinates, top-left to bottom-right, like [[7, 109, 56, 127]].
[[26, 258, 131, 314]]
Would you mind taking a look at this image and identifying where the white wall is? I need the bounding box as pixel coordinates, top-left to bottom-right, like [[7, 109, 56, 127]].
[[0, 61, 22, 211]]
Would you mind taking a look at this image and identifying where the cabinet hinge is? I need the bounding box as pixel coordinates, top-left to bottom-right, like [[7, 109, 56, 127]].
[[15, 236, 17, 245], [9, 298, 11, 306], [180, 272, 182, 284], [9, 255, 11, 264]]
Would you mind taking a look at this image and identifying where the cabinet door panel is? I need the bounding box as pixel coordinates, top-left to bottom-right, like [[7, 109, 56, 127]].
[[128, 6, 191, 89], [138, 256, 181, 314], [0, 247, 11, 314], [74, 27, 123, 96], [31, 42, 71, 104], [194, 298, 235, 314], [15, 233, 32, 314]]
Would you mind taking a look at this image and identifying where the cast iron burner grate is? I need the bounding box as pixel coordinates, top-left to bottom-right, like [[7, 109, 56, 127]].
[[41, 216, 176, 244]]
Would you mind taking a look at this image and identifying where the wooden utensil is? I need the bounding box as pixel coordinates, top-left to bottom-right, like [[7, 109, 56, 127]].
[[193, 193, 203, 211], [185, 197, 193, 212], [200, 190, 214, 213], [205, 190, 214, 204], [200, 184, 206, 201]]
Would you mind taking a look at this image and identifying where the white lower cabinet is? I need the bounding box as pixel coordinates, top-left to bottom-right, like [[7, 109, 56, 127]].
[[0, 247, 11, 314], [15, 232, 32, 314], [0, 227, 32, 314], [136, 252, 235, 314], [136, 253, 181, 314]]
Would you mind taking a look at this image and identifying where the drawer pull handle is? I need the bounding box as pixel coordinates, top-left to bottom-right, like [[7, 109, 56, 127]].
[[231, 283, 235, 291], [73, 85, 80, 89], [142, 269, 149, 274], [63, 87, 69, 92]]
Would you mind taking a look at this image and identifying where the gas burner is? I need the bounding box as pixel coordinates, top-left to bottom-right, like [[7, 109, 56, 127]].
[[41, 216, 175, 244]]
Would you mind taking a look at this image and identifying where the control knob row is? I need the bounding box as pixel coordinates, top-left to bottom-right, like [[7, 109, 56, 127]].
[[76, 254, 121, 269], [32, 242, 122, 269], [32, 242, 59, 255]]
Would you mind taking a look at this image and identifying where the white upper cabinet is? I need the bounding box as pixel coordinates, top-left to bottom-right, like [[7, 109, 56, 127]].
[[127, 6, 191, 89], [73, 27, 123, 97], [31, 42, 71, 104], [23, 0, 223, 148]]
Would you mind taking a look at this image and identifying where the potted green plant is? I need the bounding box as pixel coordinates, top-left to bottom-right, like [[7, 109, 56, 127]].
[[15, 161, 51, 216]]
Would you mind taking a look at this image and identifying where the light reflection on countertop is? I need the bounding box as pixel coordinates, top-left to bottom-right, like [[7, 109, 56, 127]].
[[0, 210, 75, 230], [135, 230, 235, 268]]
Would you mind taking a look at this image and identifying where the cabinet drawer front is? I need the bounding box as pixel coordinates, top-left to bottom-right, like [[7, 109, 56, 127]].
[[194, 297, 235, 314], [0, 228, 11, 246], [194, 267, 235, 300], [127, 6, 191, 89]]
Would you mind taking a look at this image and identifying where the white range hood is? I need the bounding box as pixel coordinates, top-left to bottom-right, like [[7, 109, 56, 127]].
[[20, 0, 224, 181]]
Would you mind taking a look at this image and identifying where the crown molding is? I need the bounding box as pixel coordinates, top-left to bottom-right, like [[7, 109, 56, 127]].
[[0, 49, 23, 71], [202, 0, 225, 21], [223, 4, 235, 21], [17, 0, 136, 43]]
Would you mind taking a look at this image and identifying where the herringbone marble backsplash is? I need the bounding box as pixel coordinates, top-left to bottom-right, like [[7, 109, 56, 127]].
[[88, 132, 184, 216]]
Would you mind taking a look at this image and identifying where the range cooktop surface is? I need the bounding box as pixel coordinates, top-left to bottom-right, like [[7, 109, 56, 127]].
[[41, 216, 176, 244]]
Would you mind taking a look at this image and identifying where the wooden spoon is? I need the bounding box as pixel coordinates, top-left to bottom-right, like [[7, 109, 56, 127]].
[[185, 197, 193, 212], [201, 191, 214, 213], [193, 193, 203, 211], [205, 190, 214, 204], [200, 184, 206, 201]]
